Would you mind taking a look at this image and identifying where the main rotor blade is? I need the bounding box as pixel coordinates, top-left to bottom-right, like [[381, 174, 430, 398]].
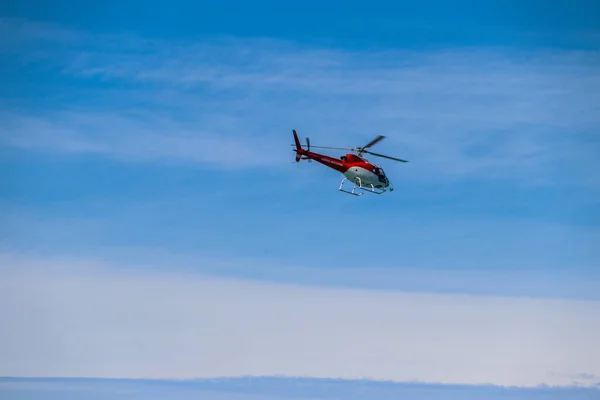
[[361, 135, 386, 150], [307, 145, 354, 151], [363, 150, 408, 162]]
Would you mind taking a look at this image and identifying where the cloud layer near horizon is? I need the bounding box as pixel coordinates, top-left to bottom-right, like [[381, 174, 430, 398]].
[[1, 254, 599, 388]]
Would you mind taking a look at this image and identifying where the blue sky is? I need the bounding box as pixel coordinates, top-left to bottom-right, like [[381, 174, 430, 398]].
[[1, 377, 599, 400], [1, 0, 600, 398]]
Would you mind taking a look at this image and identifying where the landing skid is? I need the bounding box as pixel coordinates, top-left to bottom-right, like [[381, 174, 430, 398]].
[[337, 177, 388, 196]]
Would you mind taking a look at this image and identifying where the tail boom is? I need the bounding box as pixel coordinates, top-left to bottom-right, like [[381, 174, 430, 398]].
[[291, 129, 347, 172]]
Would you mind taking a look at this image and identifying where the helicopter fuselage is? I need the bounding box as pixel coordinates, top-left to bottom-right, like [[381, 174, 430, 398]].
[[343, 162, 390, 189], [297, 150, 391, 189]]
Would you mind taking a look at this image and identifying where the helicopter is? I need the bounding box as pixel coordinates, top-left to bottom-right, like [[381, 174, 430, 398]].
[[291, 129, 408, 196]]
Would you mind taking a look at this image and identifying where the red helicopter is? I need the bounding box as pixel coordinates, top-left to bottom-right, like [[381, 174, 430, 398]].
[[291, 129, 408, 196]]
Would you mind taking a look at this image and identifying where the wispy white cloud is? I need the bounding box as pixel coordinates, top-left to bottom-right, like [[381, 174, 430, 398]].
[[4, 200, 599, 281], [1, 18, 599, 184], [0, 110, 285, 168], [1, 253, 599, 388]]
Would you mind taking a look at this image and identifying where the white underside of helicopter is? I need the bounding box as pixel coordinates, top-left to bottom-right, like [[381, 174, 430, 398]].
[[339, 166, 394, 196]]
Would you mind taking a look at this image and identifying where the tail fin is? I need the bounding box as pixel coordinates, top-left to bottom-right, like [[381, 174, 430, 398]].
[[292, 129, 303, 162]]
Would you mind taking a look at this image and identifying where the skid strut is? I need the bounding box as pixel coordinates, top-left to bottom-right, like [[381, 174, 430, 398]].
[[338, 177, 363, 196], [338, 177, 388, 196]]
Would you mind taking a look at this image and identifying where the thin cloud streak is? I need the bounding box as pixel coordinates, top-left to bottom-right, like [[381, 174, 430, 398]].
[[0, 110, 285, 168], [1, 254, 599, 388]]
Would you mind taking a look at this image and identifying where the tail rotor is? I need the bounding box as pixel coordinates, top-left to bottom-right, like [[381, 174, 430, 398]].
[[292, 129, 313, 162], [304, 137, 312, 162]]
